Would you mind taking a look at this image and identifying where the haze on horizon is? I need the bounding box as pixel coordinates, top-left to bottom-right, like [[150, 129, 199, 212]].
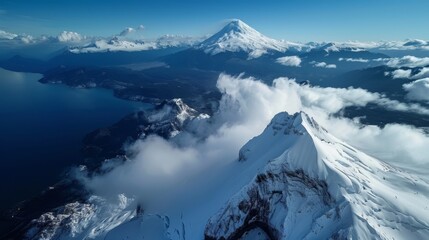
[[1, 0, 428, 42]]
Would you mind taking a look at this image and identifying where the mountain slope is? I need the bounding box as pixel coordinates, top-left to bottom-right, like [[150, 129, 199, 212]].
[[206, 112, 429, 239], [23, 111, 429, 239]]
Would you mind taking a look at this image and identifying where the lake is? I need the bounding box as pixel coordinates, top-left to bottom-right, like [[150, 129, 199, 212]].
[[0, 68, 146, 210]]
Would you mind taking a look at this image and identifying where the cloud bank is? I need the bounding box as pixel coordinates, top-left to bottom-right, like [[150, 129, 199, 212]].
[[82, 74, 429, 211], [388, 66, 429, 80], [387, 56, 429, 68]]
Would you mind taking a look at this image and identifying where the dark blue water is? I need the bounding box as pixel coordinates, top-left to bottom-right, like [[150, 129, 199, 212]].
[[0, 68, 145, 209]]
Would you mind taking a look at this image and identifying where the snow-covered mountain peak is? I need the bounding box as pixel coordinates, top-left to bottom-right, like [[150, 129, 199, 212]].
[[218, 19, 258, 35], [145, 98, 200, 137], [223, 111, 429, 239], [321, 42, 340, 52], [238, 111, 329, 162], [196, 19, 287, 58], [149, 98, 197, 123]]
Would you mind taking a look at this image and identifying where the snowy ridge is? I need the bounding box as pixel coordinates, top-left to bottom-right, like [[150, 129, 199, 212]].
[[196, 19, 288, 58], [206, 112, 429, 239], [69, 37, 158, 53]]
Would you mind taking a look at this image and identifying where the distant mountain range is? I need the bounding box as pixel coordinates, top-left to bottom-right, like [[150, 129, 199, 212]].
[[1, 19, 425, 74]]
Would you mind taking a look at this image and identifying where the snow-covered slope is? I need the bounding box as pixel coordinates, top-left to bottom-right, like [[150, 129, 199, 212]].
[[196, 19, 288, 59], [206, 112, 429, 239], [24, 111, 429, 239]]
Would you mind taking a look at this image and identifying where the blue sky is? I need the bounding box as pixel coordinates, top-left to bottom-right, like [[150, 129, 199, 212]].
[[1, 0, 428, 42]]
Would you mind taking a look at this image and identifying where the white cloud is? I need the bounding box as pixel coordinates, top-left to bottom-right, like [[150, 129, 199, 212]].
[[83, 74, 429, 211], [0, 29, 17, 40], [403, 39, 428, 47], [137, 25, 145, 30], [276, 56, 301, 67], [376, 39, 429, 51], [391, 69, 412, 79], [312, 61, 337, 68], [317, 116, 429, 169], [412, 67, 429, 79], [19, 34, 35, 44], [302, 40, 429, 52], [338, 57, 369, 63], [387, 56, 429, 68], [386, 59, 429, 80], [57, 31, 84, 42], [403, 78, 429, 102]]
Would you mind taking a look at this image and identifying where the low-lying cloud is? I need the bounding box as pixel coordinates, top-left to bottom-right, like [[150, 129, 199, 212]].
[[390, 69, 412, 79], [311, 61, 337, 68], [389, 67, 429, 80], [339, 57, 369, 63], [276, 56, 301, 67], [0, 30, 17, 40], [82, 74, 429, 211], [387, 55, 429, 68], [403, 78, 429, 102]]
